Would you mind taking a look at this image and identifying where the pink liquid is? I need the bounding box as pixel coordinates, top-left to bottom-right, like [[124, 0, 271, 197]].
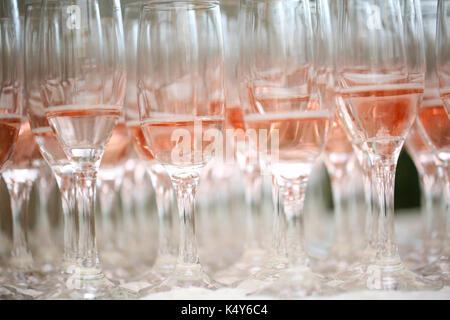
[[339, 85, 422, 156], [141, 116, 224, 166], [0, 114, 21, 171]]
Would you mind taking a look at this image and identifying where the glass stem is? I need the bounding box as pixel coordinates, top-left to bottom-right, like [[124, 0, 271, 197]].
[[172, 174, 200, 267], [73, 164, 101, 273], [243, 165, 262, 250], [420, 166, 445, 258], [329, 174, 351, 254], [271, 174, 309, 268], [6, 178, 34, 269], [370, 159, 399, 262], [55, 171, 77, 273], [148, 165, 175, 261]]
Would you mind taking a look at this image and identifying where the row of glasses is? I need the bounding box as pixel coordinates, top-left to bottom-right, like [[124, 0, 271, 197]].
[[0, 0, 448, 300]]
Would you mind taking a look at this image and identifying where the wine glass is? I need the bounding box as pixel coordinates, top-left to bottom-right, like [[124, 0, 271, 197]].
[[334, 0, 442, 290], [314, 114, 358, 275], [38, 0, 131, 299], [416, 0, 450, 285], [237, 0, 336, 298], [122, 0, 178, 295], [24, 0, 80, 298], [0, 0, 31, 299], [405, 121, 445, 268], [213, 0, 267, 286], [137, 0, 225, 291]]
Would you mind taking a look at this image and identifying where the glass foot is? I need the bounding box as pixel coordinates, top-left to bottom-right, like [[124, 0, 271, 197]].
[[139, 264, 221, 297], [251, 266, 341, 299], [313, 249, 356, 276], [252, 256, 289, 282], [415, 255, 450, 286], [336, 259, 443, 291], [1, 268, 52, 298], [39, 268, 137, 300], [214, 248, 266, 285]]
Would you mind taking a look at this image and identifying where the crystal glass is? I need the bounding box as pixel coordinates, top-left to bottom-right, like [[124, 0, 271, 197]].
[[334, 0, 442, 290], [405, 121, 445, 269], [137, 0, 225, 292], [38, 0, 131, 299], [24, 0, 80, 299], [0, 0, 49, 300], [214, 0, 266, 286], [315, 115, 357, 275], [123, 0, 178, 295], [237, 0, 336, 298], [416, 0, 450, 285]]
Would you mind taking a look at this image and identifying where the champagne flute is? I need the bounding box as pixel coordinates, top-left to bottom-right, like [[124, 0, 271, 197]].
[[39, 0, 130, 299], [315, 114, 357, 275], [238, 0, 335, 298], [0, 0, 50, 299], [405, 121, 445, 268], [335, 0, 441, 290], [25, 1, 79, 297], [214, 0, 266, 286], [137, 0, 225, 291], [416, 0, 450, 285], [0, 0, 21, 175], [123, 0, 177, 294]]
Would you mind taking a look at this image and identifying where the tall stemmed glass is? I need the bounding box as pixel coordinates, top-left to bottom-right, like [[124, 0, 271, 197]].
[[0, 0, 25, 298], [137, 0, 225, 291], [25, 0, 78, 291], [335, 0, 441, 290], [405, 121, 445, 268], [238, 0, 335, 297], [123, 0, 177, 294], [417, 0, 450, 285], [214, 0, 266, 286], [39, 0, 130, 299], [316, 114, 357, 275]]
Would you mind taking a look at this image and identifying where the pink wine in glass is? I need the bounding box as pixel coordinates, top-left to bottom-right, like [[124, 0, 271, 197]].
[[46, 105, 121, 160], [126, 120, 155, 162], [101, 122, 131, 167], [140, 116, 224, 166], [6, 119, 42, 169], [418, 96, 450, 162], [339, 84, 423, 156], [244, 110, 332, 164], [0, 114, 21, 171], [325, 115, 354, 169]]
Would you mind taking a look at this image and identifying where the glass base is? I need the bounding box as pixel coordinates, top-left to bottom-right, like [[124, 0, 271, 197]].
[[252, 256, 289, 282], [139, 263, 221, 297], [1, 268, 51, 299], [214, 248, 266, 285], [251, 266, 341, 299], [39, 267, 137, 300], [313, 246, 356, 276], [415, 255, 450, 286], [336, 258, 443, 291]]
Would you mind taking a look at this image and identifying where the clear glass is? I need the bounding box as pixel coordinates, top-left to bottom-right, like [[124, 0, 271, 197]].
[[237, 0, 336, 298], [418, 0, 450, 285], [24, 0, 80, 299], [315, 115, 358, 275], [137, 0, 225, 292], [38, 0, 131, 299], [214, 0, 266, 286], [123, 1, 178, 296], [0, 0, 48, 300], [334, 0, 442, 291], [405, 121, 445, 269]]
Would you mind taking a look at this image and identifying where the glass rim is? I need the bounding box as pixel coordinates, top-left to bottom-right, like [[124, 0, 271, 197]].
[[141, 0, 220, 11]]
